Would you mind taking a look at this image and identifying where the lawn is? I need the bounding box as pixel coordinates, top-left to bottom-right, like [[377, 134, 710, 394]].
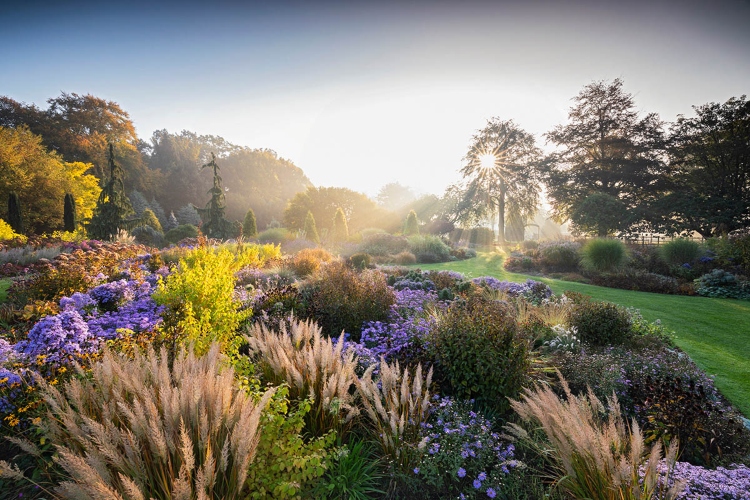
[[0, 278, 9, 304], [411, 252, 750, 417]]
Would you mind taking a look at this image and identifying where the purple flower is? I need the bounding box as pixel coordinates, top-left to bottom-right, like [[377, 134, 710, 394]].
[[473, 479, 482, 489], [478, 471, 487, 481], [413, 467, 420, 474], [15, 310, 101, 365], [486, 487, 496, 498], [457, 467, 466, 478]]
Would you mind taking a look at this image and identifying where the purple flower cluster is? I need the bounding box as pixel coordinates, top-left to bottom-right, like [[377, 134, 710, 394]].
[[357, 288, 442, 367], [417, 396, 517, 498], [14, 310, 101, 365], [470, 277, 552, 304], [88, 279, 135, 311], [648, 461, 750, 499]]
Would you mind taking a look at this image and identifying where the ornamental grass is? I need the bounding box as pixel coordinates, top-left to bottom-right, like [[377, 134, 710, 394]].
[[2, 343, 274, 500], [508, 374, 683, 500], [244, 318, 360, 437]]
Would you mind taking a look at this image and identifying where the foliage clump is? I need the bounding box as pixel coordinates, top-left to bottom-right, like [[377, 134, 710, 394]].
[[568, 299, 633, 346], [660, 238, 701, 266]]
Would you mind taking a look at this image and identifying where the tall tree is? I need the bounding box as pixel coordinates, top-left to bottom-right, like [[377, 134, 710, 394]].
[[88, 144, 135, 241], [63, 193, 77, 232], [196, 153, 232, 239], [657, 96, 750, 237], [7, 191, 23, 234], [303, 210, 320, 244], [242, 208, 258, 238], [331, 207, 349, 243], [543, 79, 667, 233], [460, 118, 542, 244]]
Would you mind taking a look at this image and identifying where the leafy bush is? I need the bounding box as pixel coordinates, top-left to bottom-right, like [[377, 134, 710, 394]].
[[415, 396, 519, 499], [247, 387, 336, 499], [0, 344, 275, 500], [287, 247, 334, 277], [0, 219, 26, 243], [408, 235, 451, 263], [539, 240, 580, 271], [302, 262, 395, 340], [393, 251, 417, 265], [694, 269, 750, 300], [154, 246, 253, 355], [660, 238, 701, 266], [356, 232, 409, 257], [164, 223, 199, 244], [426, 296, 530, 415], [131, 224, 165, 248], [347, 252, 372, 270], [581, 237, 628, 272], [257, 227, 292, 245], [589, 269, 680, 294], [568, 300, 633, 346]]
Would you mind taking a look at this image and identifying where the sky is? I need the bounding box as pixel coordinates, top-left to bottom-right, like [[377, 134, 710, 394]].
[[2, 0, 749, 199]]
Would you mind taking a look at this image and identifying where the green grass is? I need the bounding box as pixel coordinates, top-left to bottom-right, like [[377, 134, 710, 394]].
[[0, 278, 9, 304], [411, 252, 750, 417]]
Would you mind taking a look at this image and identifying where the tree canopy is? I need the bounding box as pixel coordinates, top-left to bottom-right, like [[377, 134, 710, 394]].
[[458, 118, 542, 243], [542, 79, 667, 234]]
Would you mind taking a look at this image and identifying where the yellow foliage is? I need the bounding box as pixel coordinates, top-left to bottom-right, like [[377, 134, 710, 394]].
[[0, 219, 26, 242]]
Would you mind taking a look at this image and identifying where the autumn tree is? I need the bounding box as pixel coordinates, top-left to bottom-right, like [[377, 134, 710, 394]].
[[543, 79, 667, 233], [656, 96, 750, 237], [0, 126, 100, 233], [459, 118, 542, 244], [88, 144, 135, 241]]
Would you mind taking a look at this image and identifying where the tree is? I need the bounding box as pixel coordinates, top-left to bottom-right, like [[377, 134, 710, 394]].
[[303, 210, 320, 244], [543, 79, 667, 232], [570, 192, 629, 237], [403, 210, 420, 236], [7, 191, 22, 234], [176, 204, 201, 226], [140, 208, 163, 232], [376, 182, 416, 211], [331, 207, 349, 243], [64, 193, 77, 232], [129, 190, 149, 216], [196, 153, 232, 239], [283, 186, 395, 234], [242, 208, 258, 238], [460, 118, 542, 244], [656, 96, 750, 237], [165, 211, 179, 232], [88, 144, 135, 241], [0, 126, 100, 233]]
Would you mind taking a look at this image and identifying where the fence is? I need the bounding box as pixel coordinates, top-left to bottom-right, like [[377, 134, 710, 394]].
[[619, 234, 705, 246]]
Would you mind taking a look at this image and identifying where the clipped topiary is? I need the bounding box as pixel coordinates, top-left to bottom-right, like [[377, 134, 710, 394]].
[[243, 208, 258, 238]]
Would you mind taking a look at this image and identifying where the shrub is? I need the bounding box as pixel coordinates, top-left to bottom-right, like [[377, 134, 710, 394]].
[[568, 300, 633, 346], [581, 238, 628, 272], [660, 238, 701, 266], [131, 224, 165, 248], [0, 219, 25, 243], [243, 208, 258, 238], [348, 252, 371, 270], [426, 296, 530, 415], [302, 262, 395, 340], [589, 269, 680, 294], [153, 246, 253, 355], [257, 227, 292, 245], [248, 387, 336, 499], [287, 247, 334, 278], [357, 233, 409, 257], [0, 344, 275, 500], [508, 377, 683, 500], [244, 319, 359, 437], [164, 224, 199, 244], [539, 240, 580, 271], [393, 251, 417, 265], [408, 235, 451, 263], [694, 269, 750, 300]]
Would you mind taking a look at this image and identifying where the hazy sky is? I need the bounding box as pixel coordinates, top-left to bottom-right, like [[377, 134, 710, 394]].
[[2, 0, 749, 198]]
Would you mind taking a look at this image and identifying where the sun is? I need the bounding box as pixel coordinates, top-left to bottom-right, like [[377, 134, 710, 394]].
[[479, 153, 496, 170]]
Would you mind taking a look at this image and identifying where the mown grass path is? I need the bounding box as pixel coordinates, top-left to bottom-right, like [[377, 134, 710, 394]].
[[410, 253, 750, 417]]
